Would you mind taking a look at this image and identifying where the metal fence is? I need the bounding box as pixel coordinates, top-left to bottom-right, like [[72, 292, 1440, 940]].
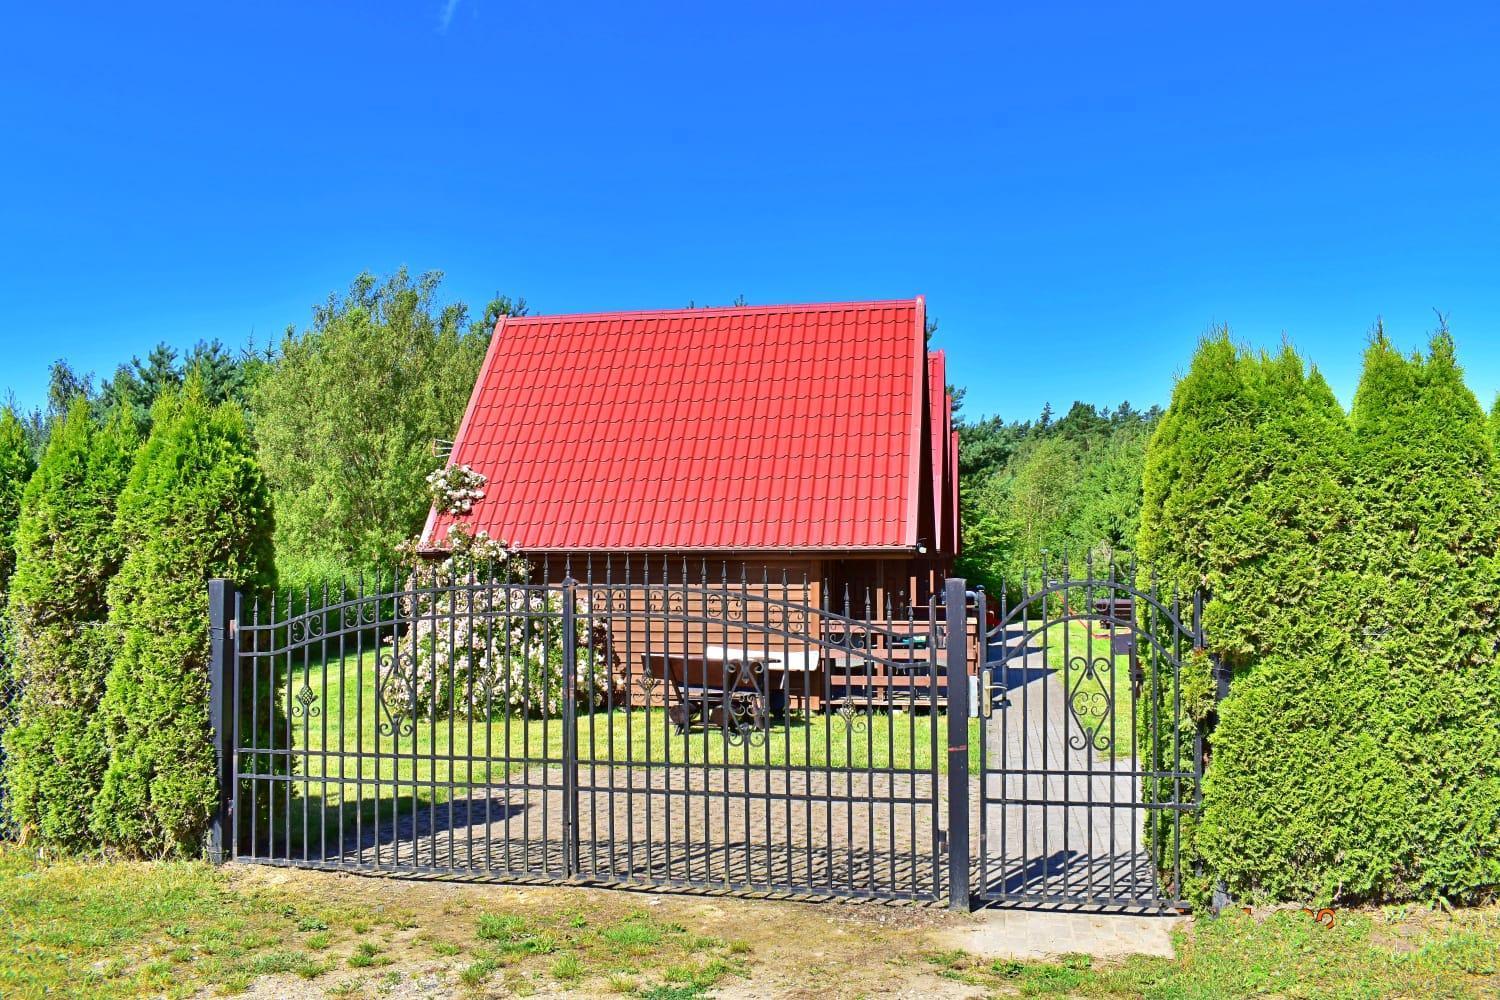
[[207, 559, 1211, 910], [209, 560, 962, 903], [972, 560, 1212, 909]]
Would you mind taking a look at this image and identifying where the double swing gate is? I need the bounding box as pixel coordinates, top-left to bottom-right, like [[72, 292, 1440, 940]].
[[206, 560, 1211, 909]]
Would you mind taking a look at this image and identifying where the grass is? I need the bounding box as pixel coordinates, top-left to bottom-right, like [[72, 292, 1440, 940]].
[[262, 648, 981, 843], [0, 850, 379, 999], [927, 906, 1500, 998], [0, 849, 1495, 998]]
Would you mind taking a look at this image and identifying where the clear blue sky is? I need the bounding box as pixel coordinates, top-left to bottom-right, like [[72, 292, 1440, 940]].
[[3, 1, 1499, 422]]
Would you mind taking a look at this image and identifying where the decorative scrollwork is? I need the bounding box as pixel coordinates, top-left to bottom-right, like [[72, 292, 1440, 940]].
[[291, 684, 320, 719], [376, 651, 416, 738], [288, 613, 326, 645], [636, 674, 660, 710], [1066, 654, 1114, 753], [341, 600, 379, 631], [835, 701, 869, 733]]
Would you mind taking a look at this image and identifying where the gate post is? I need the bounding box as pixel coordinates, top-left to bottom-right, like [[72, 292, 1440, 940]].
[[207, 578, 235, 865], [944, 577, 971, 911], [560, 577, 580, 878]]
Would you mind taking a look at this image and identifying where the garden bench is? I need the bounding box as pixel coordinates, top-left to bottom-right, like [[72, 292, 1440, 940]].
[[640, 653, 772, 738]]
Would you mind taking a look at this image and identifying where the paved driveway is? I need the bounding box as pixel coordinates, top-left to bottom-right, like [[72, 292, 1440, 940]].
[[976, 626, 1160, 905]]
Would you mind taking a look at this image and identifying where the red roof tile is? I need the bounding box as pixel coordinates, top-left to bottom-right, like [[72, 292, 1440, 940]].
[[424, 298, 943, 551], [927, 350, 947, 553]]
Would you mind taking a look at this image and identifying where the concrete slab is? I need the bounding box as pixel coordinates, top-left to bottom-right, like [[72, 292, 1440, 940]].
[[932, 908, 1183, 961]]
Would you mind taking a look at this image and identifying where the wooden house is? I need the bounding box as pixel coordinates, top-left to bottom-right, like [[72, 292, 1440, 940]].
[[420, 298, 966, 706]]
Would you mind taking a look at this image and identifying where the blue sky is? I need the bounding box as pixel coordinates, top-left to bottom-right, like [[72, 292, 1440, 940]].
[[2, 1, 1498, 421]]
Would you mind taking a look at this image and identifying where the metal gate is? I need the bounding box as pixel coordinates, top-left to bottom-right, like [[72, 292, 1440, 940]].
[[972, 561, 1211, 909], [206, 559, 956, 903]]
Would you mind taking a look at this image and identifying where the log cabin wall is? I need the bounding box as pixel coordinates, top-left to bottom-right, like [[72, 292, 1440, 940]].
[[509, 552, 975, 709], [523, 552, 824, 705]]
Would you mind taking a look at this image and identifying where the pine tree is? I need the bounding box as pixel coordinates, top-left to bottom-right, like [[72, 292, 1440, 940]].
[[1, 400, 137, 847], [91, 381, 274, 857], [1345, 329, 1500, 900]]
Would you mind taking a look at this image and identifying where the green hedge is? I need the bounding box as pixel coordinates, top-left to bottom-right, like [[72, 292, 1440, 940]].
[[1140, 328, 1500, 904], [1137, 333, 1356, 902], [0, 406, 33, 599], [2, 401, 137, 848], [92, 383, 274, 857], [1343, 331, 1500, 900]]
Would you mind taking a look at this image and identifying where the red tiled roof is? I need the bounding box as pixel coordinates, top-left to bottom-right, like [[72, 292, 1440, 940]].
[[424, 298, 941, 551], [926, 350, 947, 552], [949, 425, 961, 555]]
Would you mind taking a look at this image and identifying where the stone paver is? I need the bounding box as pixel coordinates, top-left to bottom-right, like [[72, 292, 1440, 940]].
[[934, 907, 1182, 960]]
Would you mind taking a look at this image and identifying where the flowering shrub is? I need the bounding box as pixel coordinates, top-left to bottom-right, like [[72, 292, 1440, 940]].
[[384, 523, 613, 723], [426, 463, 487, 515]]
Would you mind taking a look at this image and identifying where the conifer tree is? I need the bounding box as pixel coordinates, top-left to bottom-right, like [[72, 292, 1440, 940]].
[[0, 406, 34, 599], [1346, 329, 1500, 899], [1137, 331, 1359, 901], [92, 381, 274, 857], [1, 400, 137, 847]]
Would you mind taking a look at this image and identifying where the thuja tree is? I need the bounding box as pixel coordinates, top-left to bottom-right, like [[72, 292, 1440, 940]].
[[1346, 330, 1500, 901], [92, 383, 275, 857], [0, 406, 35, 599], [1136, 332, 1357, 902], [2, 400, 137, 847]]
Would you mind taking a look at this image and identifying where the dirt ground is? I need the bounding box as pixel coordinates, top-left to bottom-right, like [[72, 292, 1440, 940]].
[[219, 864, 999, 999]]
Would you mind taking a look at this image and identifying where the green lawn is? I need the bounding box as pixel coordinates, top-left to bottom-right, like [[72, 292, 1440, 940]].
[[2, 850, 1495, 999], [927, 905, 1499, 998], [260, 650, 980, 840]]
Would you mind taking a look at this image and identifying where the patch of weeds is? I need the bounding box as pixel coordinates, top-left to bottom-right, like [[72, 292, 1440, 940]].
[[348, 941, 382, 969], [326, 980, 363, 998], [638, 987, 710, 1000], [459, 957, 498, 987], [306, 931, 332, 950], [477, 913, 529, 941], [295, 915, 329, 932], [990, 958, 1025, 978], [605, 972, 636, 992], [248, 950, 306, 976], [475, 913, 557, 956], [1015, 961, 1089, 993], [660, 957, 740, 992], [600, 915, 666, 951], [218, 972, 253, 993], [352, 919, 372, 934], [295, 957, 336, 980], [926, 949, 968, 970], [727, 939, 752, 955], [432, 941, 462, 957], [551, 952, 584, 982]]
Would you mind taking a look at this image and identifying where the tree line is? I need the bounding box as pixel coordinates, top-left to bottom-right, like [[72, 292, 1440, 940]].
[[955, 398, 1162, 593], [0, 269, 521, 856]]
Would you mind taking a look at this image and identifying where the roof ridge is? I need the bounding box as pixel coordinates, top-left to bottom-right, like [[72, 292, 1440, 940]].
[[498, 296, 923, 326]]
